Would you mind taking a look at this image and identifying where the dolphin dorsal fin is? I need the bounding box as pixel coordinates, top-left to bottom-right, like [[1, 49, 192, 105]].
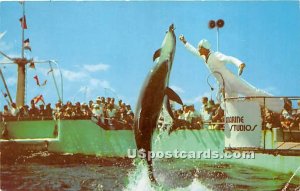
[[165, 87, 183, 105], [153, 49, 161, 62]]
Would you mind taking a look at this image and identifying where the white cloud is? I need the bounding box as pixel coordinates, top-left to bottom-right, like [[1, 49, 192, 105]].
[[0, 53, 19, 63], [0, 40, 14, 53], [170, 85, 185, 94], [262, 86, 280, 95], [183, 92, 211, 104], [89, 78, 112, 90], [6, 76, 17, 86], [83, 64, 110, 72], [61, 69, 88, 81]]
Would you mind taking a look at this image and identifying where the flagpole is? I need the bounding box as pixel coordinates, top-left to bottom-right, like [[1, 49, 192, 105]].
[[21, 2, 25, 59], [49, 61, 62, 102]]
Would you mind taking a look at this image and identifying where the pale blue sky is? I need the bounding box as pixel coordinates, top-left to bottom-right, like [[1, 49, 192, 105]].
[[0, 1, 299, 110]]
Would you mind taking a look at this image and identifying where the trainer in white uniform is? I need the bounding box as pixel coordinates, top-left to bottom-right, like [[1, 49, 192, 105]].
[[179, 35, 283, 113]]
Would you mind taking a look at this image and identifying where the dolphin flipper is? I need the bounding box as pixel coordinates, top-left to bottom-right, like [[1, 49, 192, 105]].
[[165, 87, 183, 105], [153, 49, 161, 62]]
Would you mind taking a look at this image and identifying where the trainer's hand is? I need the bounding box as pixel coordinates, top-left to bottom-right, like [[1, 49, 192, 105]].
[[179, 34, 187, 44], [238, 63, 246, 76]]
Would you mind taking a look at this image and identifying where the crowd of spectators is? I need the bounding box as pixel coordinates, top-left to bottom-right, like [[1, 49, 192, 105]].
[[1, 96, 299, 131], [169, 97, 225, 130], [0, 96, 134, 130], [265, 99, 300, 131]]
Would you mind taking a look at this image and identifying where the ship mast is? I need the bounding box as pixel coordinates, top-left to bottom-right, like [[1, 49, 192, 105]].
[[15, 2, 26, 107], [0, 2, 63, 107]]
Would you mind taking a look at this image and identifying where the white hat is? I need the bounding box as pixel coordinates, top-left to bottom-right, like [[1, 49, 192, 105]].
[[198, 39, 211, 49]]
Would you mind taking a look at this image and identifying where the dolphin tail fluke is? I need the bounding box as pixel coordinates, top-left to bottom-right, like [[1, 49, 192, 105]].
[[165, 87, 183, 105], [164, 97, 175, 120], [163, 87, 184, 121], [153, 48, 161, 62]]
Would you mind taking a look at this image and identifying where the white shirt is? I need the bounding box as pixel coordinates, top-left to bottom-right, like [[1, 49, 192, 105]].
[[184, 42, 283, 113]]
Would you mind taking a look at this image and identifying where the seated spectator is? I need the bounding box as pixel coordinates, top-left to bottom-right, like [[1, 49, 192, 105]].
[[44, 103, 53, 118], [189, 105, 202, 129], [208, 99, 216, 115], [294, 100, 300, 129], [126, 112, 134, 129], [118, 100, 123, 109], [18, 105, 29, 118], [23, 105, 30, 117], [200, 97, 208, 117], [3, 105, 11, 117], [110, 98, 116, 108], [63, 107, 73, 119], [53, 101, 63, 120], [264, 108, 281, 129], [73, 102, 83, 119], [96, 97, 101, 107], [211, 103, 224, 130], [126, 105, 132, 115], [88, 100, 94, 109], [39, 104, 45, 118], [106, 103, 117, 125], [29, 100, 39, 118], [81, 103, 92, 118], [280, 99, 297, 130], [202, 104, 213, 129], [92, 103, 104, 123], [106, 97, 111, 105]]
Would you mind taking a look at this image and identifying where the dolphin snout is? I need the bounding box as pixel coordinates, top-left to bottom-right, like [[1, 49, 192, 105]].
[[169, 24, 175, 32]]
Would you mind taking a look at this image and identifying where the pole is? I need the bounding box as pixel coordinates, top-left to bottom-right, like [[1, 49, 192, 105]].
[[21, 3, 25, 59], [51, 60, 63, 103], [49, 61, 61, 102], [0, 68, 13, 104], [16, 2, 26, 107]]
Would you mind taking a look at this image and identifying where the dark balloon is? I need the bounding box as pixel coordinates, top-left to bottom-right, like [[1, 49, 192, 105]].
[[217, 19, 225, 28], [208, 20, 216, 29]]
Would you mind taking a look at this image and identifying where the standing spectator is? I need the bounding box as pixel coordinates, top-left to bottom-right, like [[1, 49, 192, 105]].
[[200, 97, 208, 117], [10, 102, 19, 117], [179, 35, 283, 113]]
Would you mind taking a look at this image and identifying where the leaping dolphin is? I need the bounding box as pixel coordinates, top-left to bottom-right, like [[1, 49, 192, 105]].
[[133, 24, 183, 183]]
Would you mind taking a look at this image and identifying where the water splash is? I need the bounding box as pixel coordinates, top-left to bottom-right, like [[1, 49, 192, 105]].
[[124, 160, 211, 191], [124, 160, 158, 191]]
